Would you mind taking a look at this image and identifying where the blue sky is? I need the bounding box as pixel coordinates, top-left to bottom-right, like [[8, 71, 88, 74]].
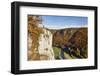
[[41, 16, 88, 29]]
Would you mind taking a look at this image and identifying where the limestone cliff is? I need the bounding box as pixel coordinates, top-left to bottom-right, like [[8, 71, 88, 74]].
[[38, 29, 55, 60], [28, 15, 55, 60]]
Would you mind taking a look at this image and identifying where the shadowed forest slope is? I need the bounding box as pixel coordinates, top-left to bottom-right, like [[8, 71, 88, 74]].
[[48, 28, 88, 59]]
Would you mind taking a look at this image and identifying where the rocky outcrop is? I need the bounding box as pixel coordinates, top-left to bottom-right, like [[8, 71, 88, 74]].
[[38, 29, 55, 60], [28, 15, 55, 60]]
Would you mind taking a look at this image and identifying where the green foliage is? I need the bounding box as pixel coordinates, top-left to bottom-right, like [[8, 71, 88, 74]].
[[53, 47, 61, 59]]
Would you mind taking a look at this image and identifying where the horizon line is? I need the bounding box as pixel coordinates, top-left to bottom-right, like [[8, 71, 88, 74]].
[[43, 25, 88, 29]]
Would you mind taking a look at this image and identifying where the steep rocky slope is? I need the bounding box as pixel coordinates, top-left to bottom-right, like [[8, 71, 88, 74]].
[[28, 15, 55, 60]]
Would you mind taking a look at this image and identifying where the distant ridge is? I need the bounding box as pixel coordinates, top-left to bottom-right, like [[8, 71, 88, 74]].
[[44, 25, 87, 30]]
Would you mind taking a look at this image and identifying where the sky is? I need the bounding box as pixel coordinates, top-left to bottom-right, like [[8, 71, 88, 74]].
[[41, 15, 88, 29]]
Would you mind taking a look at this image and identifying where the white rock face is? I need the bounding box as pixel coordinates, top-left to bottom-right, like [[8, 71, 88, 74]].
[[28, 22, 55, 60], [38, 24, 44, 28], [38, 28, 55, 60]]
